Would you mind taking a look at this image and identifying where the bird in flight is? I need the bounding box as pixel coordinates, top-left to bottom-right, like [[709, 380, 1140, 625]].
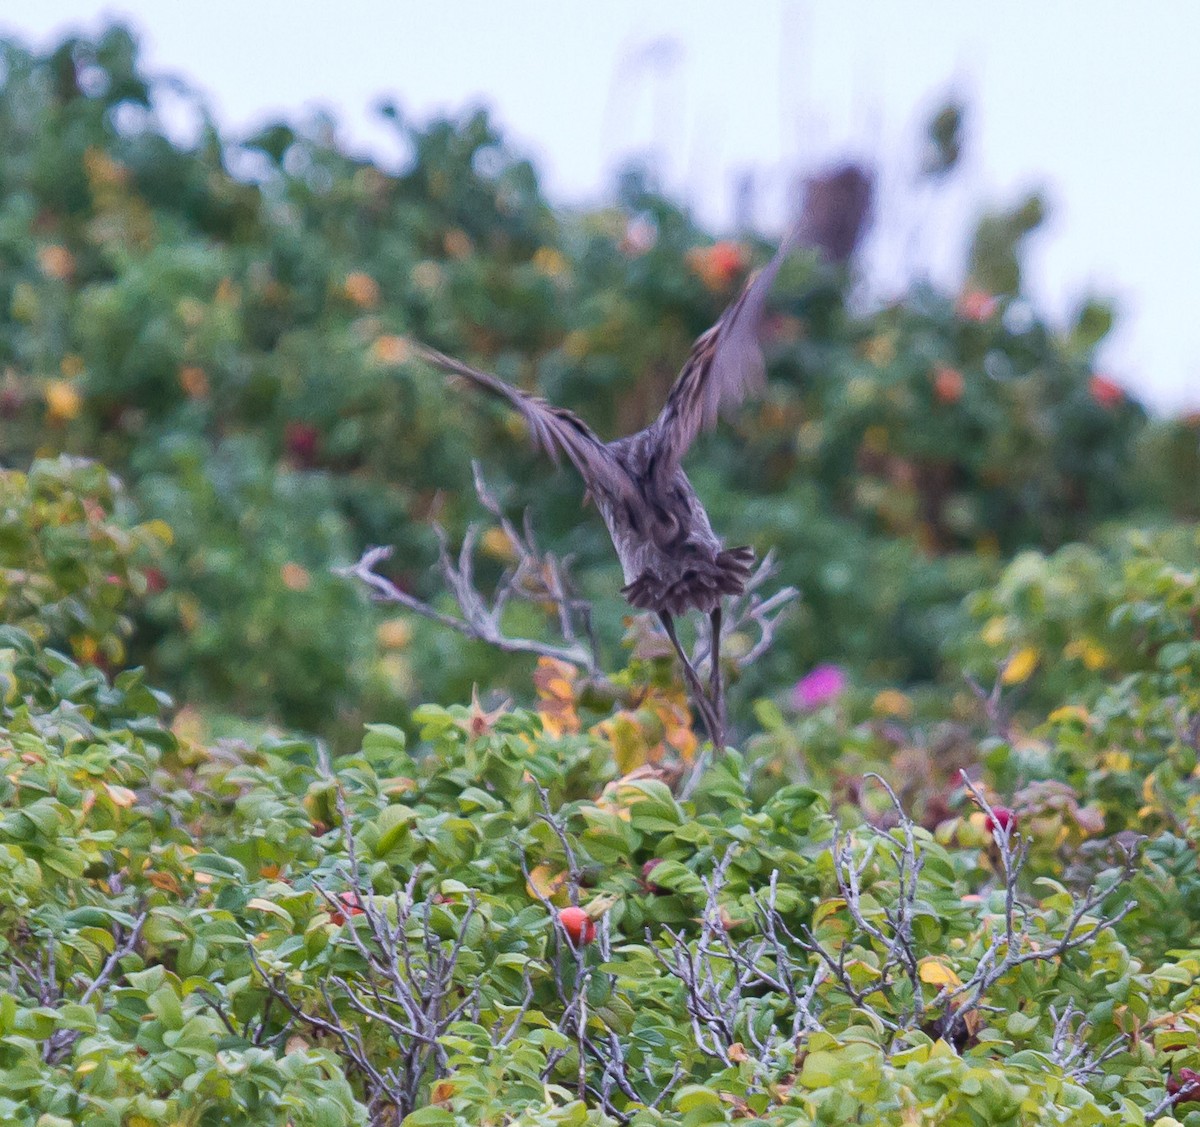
[[413, 228, 797, 746]]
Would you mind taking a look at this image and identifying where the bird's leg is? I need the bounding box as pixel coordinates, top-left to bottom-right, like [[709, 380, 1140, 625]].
[[658, 611, 723, 749], [708, 605, 725, 732]]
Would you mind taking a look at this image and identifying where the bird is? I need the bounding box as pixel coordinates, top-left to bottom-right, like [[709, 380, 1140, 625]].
[[412, 227, 798, 746]]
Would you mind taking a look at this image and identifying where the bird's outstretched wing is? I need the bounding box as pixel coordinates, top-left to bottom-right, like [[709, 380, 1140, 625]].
[[412, 343, 632, 500], [651, 227, 798, 473]]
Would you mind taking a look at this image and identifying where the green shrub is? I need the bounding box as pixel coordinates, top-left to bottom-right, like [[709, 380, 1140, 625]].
[[0, 455, 168, 666], [3, 615, 1197, 1124]]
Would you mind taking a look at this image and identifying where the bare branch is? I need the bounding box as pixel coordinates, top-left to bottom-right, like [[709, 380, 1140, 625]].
[[1048, 1001, 1127, 1083], [691, 550, 799, 673], [935, 772, 1139, 1043], [28, 910, 150, 1065], [337, 464, 603, 674], [249, 791, 487, 1118], [964, 669, 1012, 741]]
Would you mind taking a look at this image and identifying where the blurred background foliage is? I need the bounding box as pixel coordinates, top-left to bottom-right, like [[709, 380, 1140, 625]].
[[0, 26, 1197, 748]]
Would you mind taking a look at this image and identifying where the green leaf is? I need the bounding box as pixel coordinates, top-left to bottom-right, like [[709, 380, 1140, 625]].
[[674, 1084, 724, 1112], [400, 1109, 456, 1126]]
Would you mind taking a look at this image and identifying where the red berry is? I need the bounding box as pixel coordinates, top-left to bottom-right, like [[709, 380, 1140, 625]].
[[284, 421, 321, 465], [558, 905, 596, 946], [1168, 1068, 1200, 1105], [709, 241, 747, 284], [1089, 374, 1124, 409], [329, 891, 365, 926], [985, 807, 1017, 834], [641, 859, 668, 896]]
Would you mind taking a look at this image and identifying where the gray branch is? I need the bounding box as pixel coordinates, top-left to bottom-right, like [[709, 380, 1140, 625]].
[[337, 462, 602, 674]]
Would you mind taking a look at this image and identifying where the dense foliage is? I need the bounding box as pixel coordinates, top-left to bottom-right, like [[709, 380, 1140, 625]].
[[1, 25, 1199, 1126], [3, 460, 1200, 1126]]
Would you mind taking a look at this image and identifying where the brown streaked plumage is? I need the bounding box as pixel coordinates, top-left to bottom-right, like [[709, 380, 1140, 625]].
[[413, 228, 798, 744]]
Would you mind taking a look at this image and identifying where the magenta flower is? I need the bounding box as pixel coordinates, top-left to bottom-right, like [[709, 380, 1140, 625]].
[[791, 664, 847, 710]]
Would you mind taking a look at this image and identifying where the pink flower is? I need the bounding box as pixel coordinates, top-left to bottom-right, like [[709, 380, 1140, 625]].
[[791, 664, 847, 710]]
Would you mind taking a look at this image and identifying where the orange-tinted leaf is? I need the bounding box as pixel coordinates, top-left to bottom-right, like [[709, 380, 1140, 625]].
[[534, 656, 580, 737], [103, 783, 137, 808], [146, 870, 181, 895]]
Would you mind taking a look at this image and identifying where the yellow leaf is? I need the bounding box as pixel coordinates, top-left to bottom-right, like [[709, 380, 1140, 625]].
[[872, 689, 913, 719], [533, 657, 579, 738], [178, 594, 201, 632], [376, 618, 412, 650], [142, 518, 174, 546], [342, 271, 380, 308], [1000, 647, 1039, 685], [524, 863, 569, 905], [171, 704, 205, 744], [981, 616, 1009, 647], [918, 958, 962, 988], [532, 246, 568, 278], [812, 898, 847, 927], [370, 334, 411, 366], [480, 526, 517, 562], [280, 562, 311, 591], [71, 635, 99, 664], [1065, 638, 1110, 670], [1048, 705, 1090, 725], [44, 379, 82, 422], [598, 711, 648, 774]]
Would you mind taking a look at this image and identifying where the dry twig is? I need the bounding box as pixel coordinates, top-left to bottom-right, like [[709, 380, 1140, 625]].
[[338, 462, 602, 675]]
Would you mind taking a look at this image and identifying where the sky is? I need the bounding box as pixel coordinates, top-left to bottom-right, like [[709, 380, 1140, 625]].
[[4, 1, 1198, 412]]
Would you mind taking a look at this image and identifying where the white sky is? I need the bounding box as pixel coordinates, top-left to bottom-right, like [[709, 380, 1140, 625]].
[[4, 1, 1198, 412]]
